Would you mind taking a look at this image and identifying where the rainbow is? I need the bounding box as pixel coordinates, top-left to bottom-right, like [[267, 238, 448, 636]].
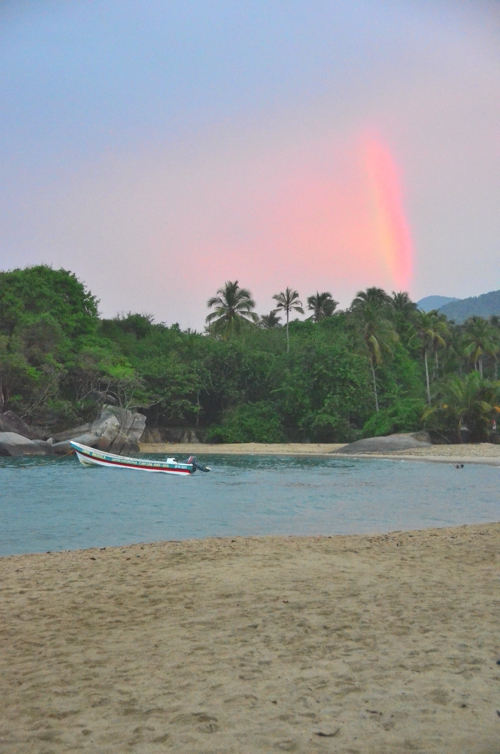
[[363, 135, 413, 291]]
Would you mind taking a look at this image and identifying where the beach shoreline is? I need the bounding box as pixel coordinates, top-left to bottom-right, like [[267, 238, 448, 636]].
[[1, 523, 498, 752], [140, 441, 500, 466]]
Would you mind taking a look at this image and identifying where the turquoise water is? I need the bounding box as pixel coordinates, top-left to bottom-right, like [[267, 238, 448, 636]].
[[0, 454, 498, 556]]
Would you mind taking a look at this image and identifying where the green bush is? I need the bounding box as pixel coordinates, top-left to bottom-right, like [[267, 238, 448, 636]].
[[362, 398, 426, 438], [207, 401, 285, 443], [300, 412, 352, 442]]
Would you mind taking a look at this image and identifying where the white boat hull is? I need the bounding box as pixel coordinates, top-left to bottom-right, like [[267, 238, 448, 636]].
[[71, 441, 196, 475]]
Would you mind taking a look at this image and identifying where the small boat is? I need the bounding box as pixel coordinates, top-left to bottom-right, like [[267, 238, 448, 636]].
[[70, 441, 210, 475]]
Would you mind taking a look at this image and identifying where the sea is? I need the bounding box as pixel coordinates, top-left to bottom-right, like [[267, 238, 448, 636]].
[[0, 454, 498, 556]]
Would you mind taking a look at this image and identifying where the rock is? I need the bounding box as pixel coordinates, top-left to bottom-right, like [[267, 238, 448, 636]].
[[51, 423, 93, 443], [105, 407, 146, 454], [51, 441, 72, 454], [139, 427, 163, 443], [87, 390, 118, 404], [0, 411, 44, 440], [92, 412, 121, 452], [179, 428, 202, 444], [52, 433, 100, 454], [314, 728, 340, 738], [332, 432, 432, 454], [52, 406, 146, 455], [0, 406, 146, 457], [140, 426, 206, 443], [0, 432, 53, 456]]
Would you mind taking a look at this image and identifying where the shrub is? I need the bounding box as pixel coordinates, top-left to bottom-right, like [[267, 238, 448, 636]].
[[207, 401, 285, 443], [362, 398, 426, 437]]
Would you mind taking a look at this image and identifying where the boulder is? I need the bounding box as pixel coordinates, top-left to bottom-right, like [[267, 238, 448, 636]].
[[52, 406, 146, 455], [52, 433, 100, 454], [332, 432, 432, 455], [178, 428, 204, 444], [0, 432, 53, 456], [51, 423, 93, 443], [100, 407, 146, 454], [140, 427, 207, 443], [93, 412, 121, 452], [0, 411, 44, 440]]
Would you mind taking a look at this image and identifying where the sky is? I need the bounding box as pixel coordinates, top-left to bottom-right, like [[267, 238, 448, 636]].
[[0, 0, 499, 328]]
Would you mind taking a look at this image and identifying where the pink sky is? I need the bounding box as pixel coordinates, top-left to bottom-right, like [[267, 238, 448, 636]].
[[0, 1, 498, 327]]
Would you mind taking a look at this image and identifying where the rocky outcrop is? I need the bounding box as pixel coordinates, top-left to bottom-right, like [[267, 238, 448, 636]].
[[95, 407, 146, 454], [0, 432, 53, 456], [52, 406, 146, 455], [0, 411, 45, 440], [51, 423, 93, 443], [140, 427, 207, 443], [331, 432, 432, 455]]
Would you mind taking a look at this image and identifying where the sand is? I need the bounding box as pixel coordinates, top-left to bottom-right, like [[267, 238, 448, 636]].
[[1, 524, 499, 753], [140, 442, 346, 456], [140, 441, 500, 466]]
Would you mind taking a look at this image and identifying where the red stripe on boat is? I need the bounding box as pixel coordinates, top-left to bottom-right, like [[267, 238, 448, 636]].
[[77, 449, 192, 473]]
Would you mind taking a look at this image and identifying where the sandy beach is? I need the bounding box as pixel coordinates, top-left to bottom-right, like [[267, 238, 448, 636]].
[[140, 442, 347, 456], [1, 524, 499, 753], [141, 441, 500, 465]]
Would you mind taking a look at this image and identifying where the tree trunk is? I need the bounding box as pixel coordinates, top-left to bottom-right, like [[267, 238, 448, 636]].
[[424, 350, 431, 404], [370, 359, 379, 413], [479, 357, 483, 378], [286, 311, 290, 353]]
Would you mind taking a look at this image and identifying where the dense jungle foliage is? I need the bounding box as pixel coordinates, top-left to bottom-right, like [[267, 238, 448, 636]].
[[1, 265, 500, 443]]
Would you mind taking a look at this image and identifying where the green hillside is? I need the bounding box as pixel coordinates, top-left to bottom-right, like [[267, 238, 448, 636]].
[[417, 295, 459, 312], [439, 290, 500, 323]]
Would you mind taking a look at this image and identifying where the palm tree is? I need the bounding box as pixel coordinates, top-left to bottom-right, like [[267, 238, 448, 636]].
[[260, 310, 282, 329], [352, 301, 398, 412], [489, 315, 500, 378], [206, 281, 258, 337], [411, 311, 448, 404], [306, 292, 337, 323], [351, 287, 391, 312], [431, 311, 450, 375], [391, 291, 417, 317], [423, 372, 500, 442], [390, 291, 418, 344], [434, 319, 462, 377], [273, 288, 303, 350], [462, 316, 499, 378]]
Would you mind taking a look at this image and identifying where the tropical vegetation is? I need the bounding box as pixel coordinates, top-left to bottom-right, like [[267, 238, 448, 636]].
[[1, 264, 500, 444]]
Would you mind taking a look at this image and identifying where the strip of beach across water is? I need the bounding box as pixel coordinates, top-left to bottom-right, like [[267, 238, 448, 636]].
[[1, 523, 498, 753], [141, 441, 500, 465]]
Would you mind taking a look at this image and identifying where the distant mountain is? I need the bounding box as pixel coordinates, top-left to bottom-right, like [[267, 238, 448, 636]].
[[438, 290, 500, 324], [417, 295, 459, 312]]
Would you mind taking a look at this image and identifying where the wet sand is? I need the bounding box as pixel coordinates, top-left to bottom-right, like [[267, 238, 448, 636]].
[[1, 524, 499, 753]]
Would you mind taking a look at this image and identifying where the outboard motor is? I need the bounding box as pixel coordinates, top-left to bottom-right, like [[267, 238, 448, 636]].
[[186, 455, 211, 472]]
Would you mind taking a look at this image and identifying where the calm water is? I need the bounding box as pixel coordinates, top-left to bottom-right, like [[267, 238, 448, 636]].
[[0, 454, 498, 556]]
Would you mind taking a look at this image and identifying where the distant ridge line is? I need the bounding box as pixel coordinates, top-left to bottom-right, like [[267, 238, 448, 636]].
[[438, 290, 500, 324], [417, 290, 500, 323], [417, 295, 459, 312]]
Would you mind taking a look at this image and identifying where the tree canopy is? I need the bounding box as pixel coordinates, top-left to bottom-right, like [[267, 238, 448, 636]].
[[1, 264, 500, 444], [0, 265, 99, 339], [206, 280, 258, 337]]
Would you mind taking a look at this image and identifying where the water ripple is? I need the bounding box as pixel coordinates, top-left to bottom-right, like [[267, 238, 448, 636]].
[[0, 453, 498, 555]]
